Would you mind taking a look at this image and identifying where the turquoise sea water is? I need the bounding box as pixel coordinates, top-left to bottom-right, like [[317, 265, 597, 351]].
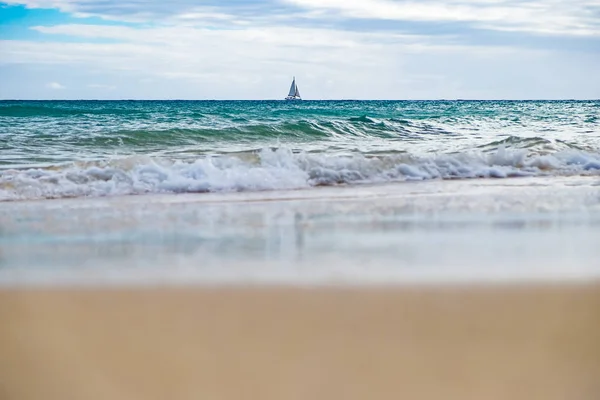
[[1, 100, 599, 200], [1, 100, 599, 285]]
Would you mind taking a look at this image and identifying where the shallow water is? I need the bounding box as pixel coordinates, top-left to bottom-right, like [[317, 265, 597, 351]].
[[2, 176, 599, 286], [1, 100, 599, 285]]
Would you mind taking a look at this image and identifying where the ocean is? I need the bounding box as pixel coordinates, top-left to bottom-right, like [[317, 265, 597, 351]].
[[1, 99, 599, 285]]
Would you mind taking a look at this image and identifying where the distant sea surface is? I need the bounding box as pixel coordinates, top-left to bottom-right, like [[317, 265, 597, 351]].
[[1, 100, 599, 200], [1, 100, 599, 285]]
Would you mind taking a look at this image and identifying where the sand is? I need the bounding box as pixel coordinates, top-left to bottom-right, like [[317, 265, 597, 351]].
[[1, 283, 599, 400]]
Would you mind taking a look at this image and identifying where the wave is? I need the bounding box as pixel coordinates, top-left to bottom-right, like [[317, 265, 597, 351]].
[[2, 147, 600, 201], [348, 115, 377, 123], [0, 119, 429, 152], [0, 103, 153, 118]]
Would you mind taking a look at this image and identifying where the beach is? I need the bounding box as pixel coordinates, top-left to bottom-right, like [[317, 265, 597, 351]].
[[1, 0, 599, 393], [1, 99, 600, 399], [1, 283, 599, 400], [2, 174, 600, 400]]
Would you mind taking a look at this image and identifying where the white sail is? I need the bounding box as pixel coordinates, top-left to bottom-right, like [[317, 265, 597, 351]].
[[288, 78, 297, 97], [285, 77, 302, 100]]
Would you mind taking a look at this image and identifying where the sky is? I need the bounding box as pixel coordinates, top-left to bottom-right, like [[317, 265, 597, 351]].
[[0, 0, 599, 99]]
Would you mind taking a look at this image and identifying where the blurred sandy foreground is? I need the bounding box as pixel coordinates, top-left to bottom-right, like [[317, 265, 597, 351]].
[[1, 283, 599, 400]]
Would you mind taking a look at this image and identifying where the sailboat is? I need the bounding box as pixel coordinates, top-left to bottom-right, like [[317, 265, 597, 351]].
[[285, 77, 302, 100]]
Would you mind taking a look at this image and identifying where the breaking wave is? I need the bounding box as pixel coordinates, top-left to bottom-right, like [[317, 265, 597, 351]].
[[2, 146, 600, 201]]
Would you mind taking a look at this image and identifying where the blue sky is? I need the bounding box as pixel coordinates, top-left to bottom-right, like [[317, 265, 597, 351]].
[[1, 0, 599, 99]]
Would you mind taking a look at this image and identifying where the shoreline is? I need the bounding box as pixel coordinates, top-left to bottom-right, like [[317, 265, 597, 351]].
[[2, 282, 599, 400], [2, 174, 600, 204]]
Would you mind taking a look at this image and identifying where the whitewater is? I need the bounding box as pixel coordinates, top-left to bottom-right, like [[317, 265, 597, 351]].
[[1, 100, 599, 285], [1, 100, 599, 200]]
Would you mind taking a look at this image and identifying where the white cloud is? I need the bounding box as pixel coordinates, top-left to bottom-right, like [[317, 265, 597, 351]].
[[2, 1, 599, 99], [2, 22, 572, 99], [46, 81, 65, 89], [283, 0, 600, 37], [2, 1, 267, 24], [2, 24, 527, 84], [5, 0, 600, 37]]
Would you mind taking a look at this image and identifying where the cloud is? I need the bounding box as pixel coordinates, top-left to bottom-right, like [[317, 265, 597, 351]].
[[283, 0, 600, 37], [2, 24, 527, 85], [4, 0, 600, 37], [1, 1, 599, 99], [4, 21, 580, 100], [46, 81, 65, 89], [1, 1, 281, 23]]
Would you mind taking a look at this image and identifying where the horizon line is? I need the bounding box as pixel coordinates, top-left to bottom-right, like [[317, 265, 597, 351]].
[[1, 98, 598, 102]]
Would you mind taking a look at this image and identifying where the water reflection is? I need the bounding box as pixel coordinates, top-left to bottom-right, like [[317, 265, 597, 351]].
[[1, 194, 599, 276]]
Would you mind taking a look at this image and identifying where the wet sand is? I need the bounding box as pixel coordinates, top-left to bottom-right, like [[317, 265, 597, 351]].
[[1, 283, 599, 400]]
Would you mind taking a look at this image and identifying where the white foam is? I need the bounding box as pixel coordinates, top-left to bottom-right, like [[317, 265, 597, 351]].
[[1, 147, 600, 201]]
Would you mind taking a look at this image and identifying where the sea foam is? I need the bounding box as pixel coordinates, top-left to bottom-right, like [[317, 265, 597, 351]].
[[1, 146, 600, 201]]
